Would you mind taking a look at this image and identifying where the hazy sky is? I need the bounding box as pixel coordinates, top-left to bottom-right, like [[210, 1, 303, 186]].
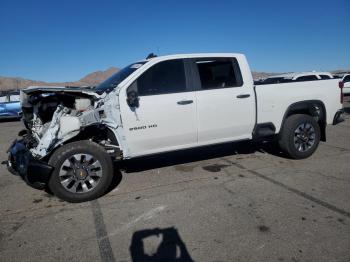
[[0, 0, 349, 82]]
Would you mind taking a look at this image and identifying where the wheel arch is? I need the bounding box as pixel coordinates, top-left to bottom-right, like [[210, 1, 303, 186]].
[[280, 100, 327, 142], [43, 124, 122, 162], [47, 140, 114, 202]]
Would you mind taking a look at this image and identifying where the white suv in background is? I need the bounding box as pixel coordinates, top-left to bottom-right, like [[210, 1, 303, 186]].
[[257, 72, 334, 85], [341, 74, 350, 95]]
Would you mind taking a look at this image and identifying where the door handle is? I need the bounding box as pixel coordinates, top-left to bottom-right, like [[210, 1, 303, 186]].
[[236, 94, 250, 99], [177, 100, 193, 105]]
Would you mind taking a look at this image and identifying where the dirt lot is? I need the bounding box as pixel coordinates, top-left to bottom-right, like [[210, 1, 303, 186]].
[[0, 108, 350, 262]]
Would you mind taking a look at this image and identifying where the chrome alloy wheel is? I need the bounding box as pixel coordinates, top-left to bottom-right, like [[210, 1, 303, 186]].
[[59, 154, 102, 193], [293, 123, 316, 152]]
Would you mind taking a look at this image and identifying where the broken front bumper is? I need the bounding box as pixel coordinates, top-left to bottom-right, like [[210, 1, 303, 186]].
[[7, 139, 54, 190]]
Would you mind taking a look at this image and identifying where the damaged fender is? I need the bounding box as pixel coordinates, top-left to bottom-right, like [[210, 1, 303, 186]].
[[19, 86, 126, 159]]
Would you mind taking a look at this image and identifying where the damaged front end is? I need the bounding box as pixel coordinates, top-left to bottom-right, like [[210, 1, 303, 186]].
[[7, 86, 124, 189], [7, 138, 54, 189]]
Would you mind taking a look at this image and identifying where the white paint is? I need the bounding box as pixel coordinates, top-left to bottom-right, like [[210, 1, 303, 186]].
[[196, 85, 255, 142], [256, 79, 342, 132], [120, 91, 197, 155], [58, 116, 81, 138]]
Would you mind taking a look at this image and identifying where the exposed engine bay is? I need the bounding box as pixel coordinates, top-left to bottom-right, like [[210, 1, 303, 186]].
[[19, 87, 123, 159]]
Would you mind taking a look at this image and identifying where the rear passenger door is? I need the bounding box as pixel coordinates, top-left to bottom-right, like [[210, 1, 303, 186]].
[[191, 57, 255, 144], [120, 59, 197, 156]]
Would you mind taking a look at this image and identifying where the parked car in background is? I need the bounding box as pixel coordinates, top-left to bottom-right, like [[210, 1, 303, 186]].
[[256, 72, 334, 85], [0, 91, 22, 120], [340, 74, 350, 95]]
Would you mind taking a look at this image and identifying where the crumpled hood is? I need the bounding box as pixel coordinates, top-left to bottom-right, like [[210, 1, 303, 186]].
[[18, 85, 124, 158], [22, 85, 99, 96], [20, 86, 103, 106]]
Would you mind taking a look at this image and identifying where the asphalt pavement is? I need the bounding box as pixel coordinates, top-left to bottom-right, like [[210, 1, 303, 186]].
[[0, 109, 349, 262]]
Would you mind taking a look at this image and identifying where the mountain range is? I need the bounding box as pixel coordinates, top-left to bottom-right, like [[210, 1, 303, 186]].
[[0, 67, 119, 91], [0, 68, 348, 91]]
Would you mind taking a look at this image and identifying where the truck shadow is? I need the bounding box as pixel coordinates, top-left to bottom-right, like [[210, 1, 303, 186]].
[[105, 163, 123, 194], [119, 140, 285, 173], [129, 227, 194, 262]]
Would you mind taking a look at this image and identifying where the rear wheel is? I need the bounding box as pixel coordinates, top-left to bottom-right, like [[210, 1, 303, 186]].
[[278, 114, 320, 159], [48, 140, 113, 202]]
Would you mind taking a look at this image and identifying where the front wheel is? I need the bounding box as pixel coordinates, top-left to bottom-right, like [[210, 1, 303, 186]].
[[278, 114, 321, 159], [48, 140, 114, 202]]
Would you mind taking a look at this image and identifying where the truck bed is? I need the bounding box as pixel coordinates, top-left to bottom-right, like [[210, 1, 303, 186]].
[[255, 79, 342, 132]]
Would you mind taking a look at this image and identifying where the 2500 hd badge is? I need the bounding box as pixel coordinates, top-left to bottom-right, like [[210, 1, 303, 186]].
[[129, 124, 157, 131]]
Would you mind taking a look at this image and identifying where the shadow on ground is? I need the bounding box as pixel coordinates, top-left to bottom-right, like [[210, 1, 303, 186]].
[[120, 104, 350, 174], [130, 227, 194, 262], [119, 140, 285, 174], [105, 163, 123, 193]]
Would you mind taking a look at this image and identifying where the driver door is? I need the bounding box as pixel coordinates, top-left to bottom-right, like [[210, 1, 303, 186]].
[[119, 59, 197, 157]]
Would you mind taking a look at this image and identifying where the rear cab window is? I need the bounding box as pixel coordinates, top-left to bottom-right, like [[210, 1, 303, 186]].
[[193, 58, 243, 90]]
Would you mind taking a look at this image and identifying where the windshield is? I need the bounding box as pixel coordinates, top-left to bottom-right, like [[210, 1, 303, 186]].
[[95, 62, 147, 93]]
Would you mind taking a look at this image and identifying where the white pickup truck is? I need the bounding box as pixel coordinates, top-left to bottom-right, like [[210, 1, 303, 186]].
[[6, 53, 345, 202]]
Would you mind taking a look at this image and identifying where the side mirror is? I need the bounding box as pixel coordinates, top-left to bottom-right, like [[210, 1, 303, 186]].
[[126, 90, 139, 108]]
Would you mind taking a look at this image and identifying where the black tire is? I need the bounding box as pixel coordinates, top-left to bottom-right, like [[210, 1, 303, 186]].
[[48, 140, 114, 203], [278, 114, 320, 159]]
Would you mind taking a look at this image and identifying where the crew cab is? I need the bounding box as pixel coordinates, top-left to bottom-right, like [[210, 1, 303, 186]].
[[6, 53, 344, 202]]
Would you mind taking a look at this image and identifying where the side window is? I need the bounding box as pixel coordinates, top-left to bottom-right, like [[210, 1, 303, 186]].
[[135, 59, 186, 96], [319, 75, 331, 79], [0, 96, 7, 103], [195, 58, 242, 89], [9, 94, 20, 102], [296, 75, 319, 81]]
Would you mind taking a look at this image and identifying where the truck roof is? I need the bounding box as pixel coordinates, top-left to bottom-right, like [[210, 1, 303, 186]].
[[144, 53, 245, 62]]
